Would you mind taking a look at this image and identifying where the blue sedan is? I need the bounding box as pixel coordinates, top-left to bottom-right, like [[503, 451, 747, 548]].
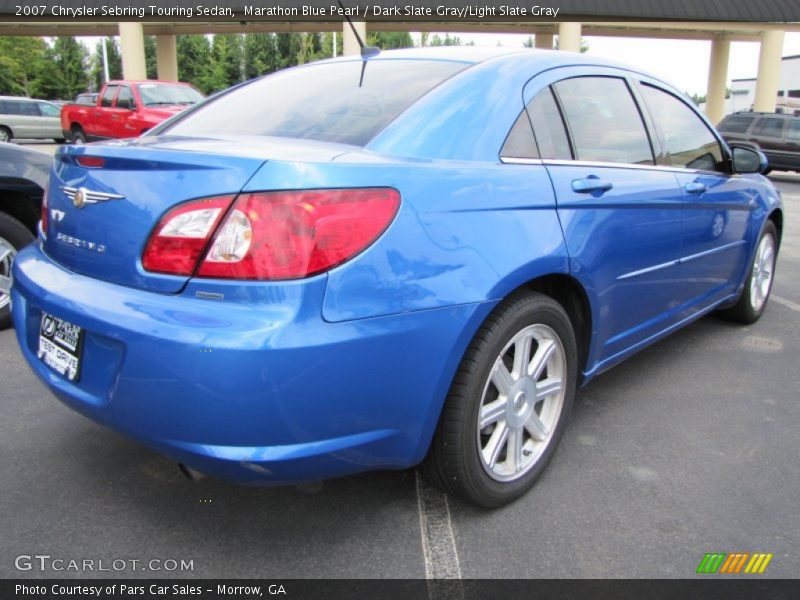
[[11, 48, 782, 507]]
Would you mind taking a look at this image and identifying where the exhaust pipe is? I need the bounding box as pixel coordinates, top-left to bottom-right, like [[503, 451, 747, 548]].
[[178, 463, 206, 481]]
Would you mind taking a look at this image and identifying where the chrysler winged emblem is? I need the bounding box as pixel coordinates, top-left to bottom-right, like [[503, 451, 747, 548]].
[[61, 186, 125, 209]]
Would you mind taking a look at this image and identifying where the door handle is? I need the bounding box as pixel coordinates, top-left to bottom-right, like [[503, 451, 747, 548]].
[[572, 178, 613, 193], [684, 182, 707, 194]]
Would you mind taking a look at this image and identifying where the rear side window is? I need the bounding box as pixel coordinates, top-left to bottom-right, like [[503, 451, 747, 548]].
[[100, 85, 118, 108], [639, 84, 722, 171], [752, 117, 785, 137], [787, 120, 800, 142], [38, 102, 60, 117], [718, 115, 753, 134], [165, 60, 468, 146], [528, 87, 571, 160], [500, 111, 538, 159], [554, 77, 653, 165]]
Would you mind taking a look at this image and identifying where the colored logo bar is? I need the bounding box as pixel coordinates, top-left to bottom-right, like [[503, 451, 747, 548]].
[[696, 552, 773, 574]]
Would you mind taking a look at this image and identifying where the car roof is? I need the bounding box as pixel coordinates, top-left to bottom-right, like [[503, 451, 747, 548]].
[[317, 46, 672, 89]]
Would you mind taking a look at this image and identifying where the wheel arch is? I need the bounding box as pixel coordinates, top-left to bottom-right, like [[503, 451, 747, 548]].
[[768, 208, 783, 246], [513, 274, 593, 384]]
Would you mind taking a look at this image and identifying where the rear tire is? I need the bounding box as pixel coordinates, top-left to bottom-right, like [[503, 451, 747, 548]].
[[0, 212, 35, 329], [719, 221, 778, 324], [422, 291, 578, 508], [71, 126, 86, 145], [0, 126, 12, 143]]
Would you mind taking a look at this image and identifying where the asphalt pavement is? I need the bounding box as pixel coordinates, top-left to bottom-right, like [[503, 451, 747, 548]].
[[1, 143, 798, 579]]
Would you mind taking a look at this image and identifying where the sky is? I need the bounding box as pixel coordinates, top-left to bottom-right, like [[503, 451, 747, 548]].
[[437, 31, 800, 95]]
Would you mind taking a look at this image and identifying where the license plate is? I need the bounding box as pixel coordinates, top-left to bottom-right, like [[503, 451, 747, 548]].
[[37, 312, 84, 382]]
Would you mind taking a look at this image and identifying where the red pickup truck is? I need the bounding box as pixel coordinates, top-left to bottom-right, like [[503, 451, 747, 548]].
[[61, 80, 204, 144]]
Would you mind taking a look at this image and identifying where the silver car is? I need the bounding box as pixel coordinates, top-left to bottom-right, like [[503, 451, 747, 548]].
[[0, 96, 64, 143]]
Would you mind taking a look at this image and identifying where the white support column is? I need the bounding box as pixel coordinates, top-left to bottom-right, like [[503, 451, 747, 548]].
[[342, 21, 366, 56], [118, 22, 146, 80], [753, 29, 785, 113], [558, 22, 582, 53], [535, 33, 554, 50], [156, 35, 178, 82], [705, 36, 730, 125]]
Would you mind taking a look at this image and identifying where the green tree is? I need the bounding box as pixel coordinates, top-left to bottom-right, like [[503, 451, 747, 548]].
[[39, 37, 89, 100], [0, 37, 49, 96], [91, 38, 122, 90], [428, 33, 463, 46], [275, 33, 302, 70], [554, 37, 590, 53], [145, 36, 158, 80], [366, 32, 413, 50], [177, 35, 214, 92], [243, 33, 279, 79], [212, 34, 244, 86], [319, 32, 342, 59]]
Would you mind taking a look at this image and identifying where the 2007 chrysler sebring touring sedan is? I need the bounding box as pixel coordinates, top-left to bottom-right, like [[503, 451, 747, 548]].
[[11, 48, 782, 507]]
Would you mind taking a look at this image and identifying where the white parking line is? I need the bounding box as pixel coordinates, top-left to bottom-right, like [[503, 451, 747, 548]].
[[416, 472, 463, 598], [772, 295, 800, 312]]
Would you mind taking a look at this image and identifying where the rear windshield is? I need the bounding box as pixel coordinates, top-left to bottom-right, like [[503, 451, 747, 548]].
[[163, 59, 469, 146]]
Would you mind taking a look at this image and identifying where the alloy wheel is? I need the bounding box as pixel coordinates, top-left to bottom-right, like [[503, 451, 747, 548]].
[[477, 323, 567, 482], [750, 233, 776, 312]]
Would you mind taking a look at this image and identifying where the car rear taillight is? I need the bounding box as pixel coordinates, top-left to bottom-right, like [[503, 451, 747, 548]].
[[142, 196, 233, 275], [142, 188, 400, 280], [41, 183, 48, 238], [76, 156, 105, 168]]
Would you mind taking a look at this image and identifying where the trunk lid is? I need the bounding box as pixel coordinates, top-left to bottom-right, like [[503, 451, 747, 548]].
[[45, 135, 354, 293]]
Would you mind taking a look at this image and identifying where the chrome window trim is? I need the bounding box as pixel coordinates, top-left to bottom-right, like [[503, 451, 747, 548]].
[[499, 157, 544, 165], [541, 158, 729, 177]]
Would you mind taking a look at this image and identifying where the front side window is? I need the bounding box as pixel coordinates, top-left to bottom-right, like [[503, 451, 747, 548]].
[[116, 86, 136, 110], [101, 85, 118, 108], [786, 120, 800, 142], [164, 60, 468, 147], [527, 87, 571, 160], [554, 77, 653, 165], [752, 117, 785, 138], [640, 84, 723, 171]]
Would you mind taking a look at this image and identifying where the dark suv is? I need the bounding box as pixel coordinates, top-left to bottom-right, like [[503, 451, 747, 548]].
[[717, 111, 800, 173]]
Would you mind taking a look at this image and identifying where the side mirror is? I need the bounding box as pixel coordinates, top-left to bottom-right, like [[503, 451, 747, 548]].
[[117, 98, 135, 110], [731, 144, 768, 174]]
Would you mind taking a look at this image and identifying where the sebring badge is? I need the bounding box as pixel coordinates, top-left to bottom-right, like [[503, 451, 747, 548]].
[[60, 186, 125, 209]]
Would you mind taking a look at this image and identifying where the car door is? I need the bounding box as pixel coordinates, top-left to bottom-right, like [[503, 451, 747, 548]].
[[111, 85, 139, 138], [93, 84, 119, 138], [6, 100, 39, 138], [784, 119, 800, 170], [749, 115, 786, 161], [524, 71, 686, 365], [35, 101, 62, 139], [636, 81, 754, 312]]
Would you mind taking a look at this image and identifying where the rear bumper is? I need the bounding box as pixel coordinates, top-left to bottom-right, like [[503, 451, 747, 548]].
[[12, 243, 492, 483]]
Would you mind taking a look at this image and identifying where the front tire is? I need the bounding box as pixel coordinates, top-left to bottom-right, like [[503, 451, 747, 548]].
[[0, 212, 35, 329], [423, 292, 578, 508], [719, 221, 778, 324]]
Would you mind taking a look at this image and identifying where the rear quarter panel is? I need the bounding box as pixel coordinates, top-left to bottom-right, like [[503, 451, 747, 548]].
[[242, 156, 569, 322]]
